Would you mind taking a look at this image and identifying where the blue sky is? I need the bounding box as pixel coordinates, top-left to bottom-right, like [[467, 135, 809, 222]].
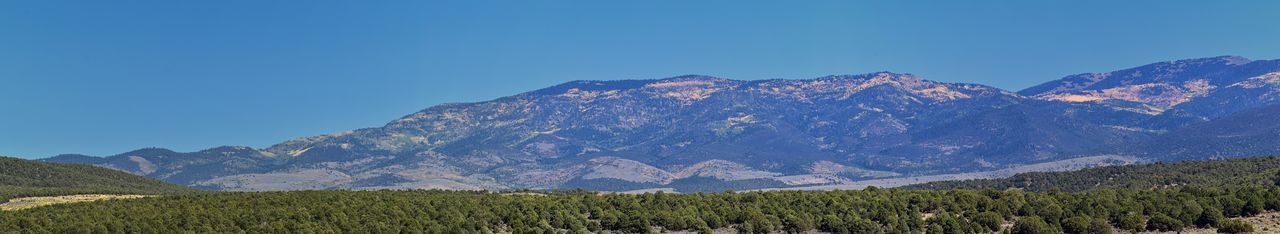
[[3, 1, 1279, 158]]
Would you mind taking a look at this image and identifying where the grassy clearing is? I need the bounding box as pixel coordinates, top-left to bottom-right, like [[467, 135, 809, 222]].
[[0, 194, 152, 211]]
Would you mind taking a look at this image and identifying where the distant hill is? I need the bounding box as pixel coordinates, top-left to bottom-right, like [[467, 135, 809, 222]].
[[904, 156, 1280, 192], [0, 156, 196, 202]]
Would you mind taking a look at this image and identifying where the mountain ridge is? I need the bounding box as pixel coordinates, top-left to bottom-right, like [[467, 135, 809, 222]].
[[42, 56, 1280, 192]]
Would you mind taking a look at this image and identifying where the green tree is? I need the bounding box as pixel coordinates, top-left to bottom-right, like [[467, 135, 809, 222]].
[[1198, 206, 1226, 227], [848, 217, 882, 234], [1061, 216, 1092, 234], [1089, 218, 1113, 234], [1116, 213, 1145, 232], [1011, 216, 1055, 234], [972, 211, 1003, 232], [1146, 213, 1183, 232]]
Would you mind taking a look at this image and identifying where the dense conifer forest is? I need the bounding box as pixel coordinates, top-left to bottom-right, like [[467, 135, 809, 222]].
[[0, 157, 196, 203], [5, 156, 1280, 233], [2, 187, 1277, 233], [906, 156, 1280, 192]]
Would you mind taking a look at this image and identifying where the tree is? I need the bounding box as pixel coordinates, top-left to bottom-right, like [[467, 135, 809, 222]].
[[1088, 218, 1113, 234], [1011, 216, 1055, 234], [1061, 216, 1092, 234], [848, 217, 882, 234], [1116, 213, 1145, 232], [1221, 196, 1247, 217], [1146, 213, 1183, 232], [1243, 193, 1266, 216], [781, 214, 813, 233], [1198, 206, 1226, 228], [972, 211, 1003, 232], [819, 214, 844, 233], [926, 223, 944, 234]]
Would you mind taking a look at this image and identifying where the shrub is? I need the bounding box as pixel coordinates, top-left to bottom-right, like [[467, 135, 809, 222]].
[[1217, 220, 1254, 233]]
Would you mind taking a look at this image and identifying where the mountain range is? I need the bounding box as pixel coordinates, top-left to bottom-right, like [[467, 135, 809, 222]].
[[44, 56, 1280, 192]]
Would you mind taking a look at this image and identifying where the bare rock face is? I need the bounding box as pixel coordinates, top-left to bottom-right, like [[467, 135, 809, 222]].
[[44, 56, 1280, 192]]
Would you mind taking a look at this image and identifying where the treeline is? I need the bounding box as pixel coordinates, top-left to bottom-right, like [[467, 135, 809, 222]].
[[1, 187, 1275, 233], [0, 157, 196, 202], [906, 156, 1280, 192]]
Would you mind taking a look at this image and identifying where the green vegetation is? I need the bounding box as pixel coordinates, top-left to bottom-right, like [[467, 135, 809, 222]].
[[0, 157, 196, 203], [560, 177, 795, 193], [3, 156, 1279, 233], [0, 186, 1273, 233], [1218, 219, 1254, 233], [906, 156, 1280, 192]]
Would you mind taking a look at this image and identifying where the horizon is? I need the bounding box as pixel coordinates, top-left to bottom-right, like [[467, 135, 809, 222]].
[[4, 1, 1280, 158]]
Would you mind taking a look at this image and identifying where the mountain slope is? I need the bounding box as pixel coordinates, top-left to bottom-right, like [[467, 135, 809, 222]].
[[905, 156, 1280, 192], [45, 146, 286, 186], [1020, 56, 1280, 128], [1019, 56, 1271, 108], [1122, 104, 1280, 160], [0, 156, 196, 202], [45, 56, 1280, 192]]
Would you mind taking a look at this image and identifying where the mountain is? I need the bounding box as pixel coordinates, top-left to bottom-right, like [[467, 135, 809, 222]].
[[904, 156, 1280, 192], [0, 156, 195, 202], [45, 56, 1280, 192]]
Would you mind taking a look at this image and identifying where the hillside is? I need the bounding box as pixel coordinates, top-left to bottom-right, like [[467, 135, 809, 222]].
[[44, 56, 1280, 192], [1124, 105, 1280, 160], [0, 156, 196, 202], [905, 156, 1280, 192]]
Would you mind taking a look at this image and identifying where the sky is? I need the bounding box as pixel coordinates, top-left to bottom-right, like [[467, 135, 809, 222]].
[[2, 1, 1279, 158]]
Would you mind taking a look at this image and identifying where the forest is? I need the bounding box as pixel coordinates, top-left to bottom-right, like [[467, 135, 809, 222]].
[[907, 156, 1280, 192], [5, 156, 1280, 233], [1, 186, 1273, 233]]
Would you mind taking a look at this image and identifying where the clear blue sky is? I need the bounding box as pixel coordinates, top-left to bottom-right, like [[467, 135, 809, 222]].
[[3, 1, 1279, 158]]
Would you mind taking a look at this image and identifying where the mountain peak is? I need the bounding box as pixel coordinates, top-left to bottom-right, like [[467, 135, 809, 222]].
[[817, 71, 915, 80], [659, 74, 725, 82], [197, 146, 261, 155], [113, 148, 178, 157], [1175, 55, 1250, 66]]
